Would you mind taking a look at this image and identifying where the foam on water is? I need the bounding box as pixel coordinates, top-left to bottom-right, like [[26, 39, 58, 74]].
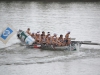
[[0, 43, 100, 66]]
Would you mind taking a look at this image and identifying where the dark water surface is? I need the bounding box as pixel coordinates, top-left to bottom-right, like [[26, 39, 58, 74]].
[[0, 2, 100, 75]]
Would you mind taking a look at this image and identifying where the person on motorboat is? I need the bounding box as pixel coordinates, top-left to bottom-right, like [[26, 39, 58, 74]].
[[58, 34, 64, 46], [35, 31, 41, 44], [64, 31, 71, 46], [26, 28, 31, 35]]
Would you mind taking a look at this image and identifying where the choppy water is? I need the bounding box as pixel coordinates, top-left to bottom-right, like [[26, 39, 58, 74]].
[[0, 1, 100, 75], [0, 43, 100, 65]]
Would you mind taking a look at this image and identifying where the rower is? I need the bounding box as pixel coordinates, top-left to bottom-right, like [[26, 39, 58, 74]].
[[64, 31, 71, 46], [45, 32, 50, 38], [46, 32, 52, 45], [58, 34, 64, 46], [41, 31, 46, 44], [35, 31, 41, 44], [52, 33, 58, 46], [31, 32, 36, 39], [26, 28, 31, 35]]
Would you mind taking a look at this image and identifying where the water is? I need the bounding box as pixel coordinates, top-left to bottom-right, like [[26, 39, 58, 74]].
[[0, 1, 100, 75]]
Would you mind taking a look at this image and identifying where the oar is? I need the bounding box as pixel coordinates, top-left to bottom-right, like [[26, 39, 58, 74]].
[[81, 42, 100, 45]]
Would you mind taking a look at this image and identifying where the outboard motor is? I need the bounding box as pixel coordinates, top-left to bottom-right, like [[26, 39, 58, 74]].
[[17, 29, 35, 45]]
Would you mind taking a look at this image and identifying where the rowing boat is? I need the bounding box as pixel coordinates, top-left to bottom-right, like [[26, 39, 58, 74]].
[[17, 29, 78, 50], [17, 29, 100, 51]]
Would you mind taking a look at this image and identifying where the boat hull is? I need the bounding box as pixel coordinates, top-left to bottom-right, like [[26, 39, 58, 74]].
[[17, 30, 77, 50], [41, 44, 76, 51]]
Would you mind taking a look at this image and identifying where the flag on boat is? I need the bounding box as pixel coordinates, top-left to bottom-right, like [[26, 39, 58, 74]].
[[0, 25, 16, 44]]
